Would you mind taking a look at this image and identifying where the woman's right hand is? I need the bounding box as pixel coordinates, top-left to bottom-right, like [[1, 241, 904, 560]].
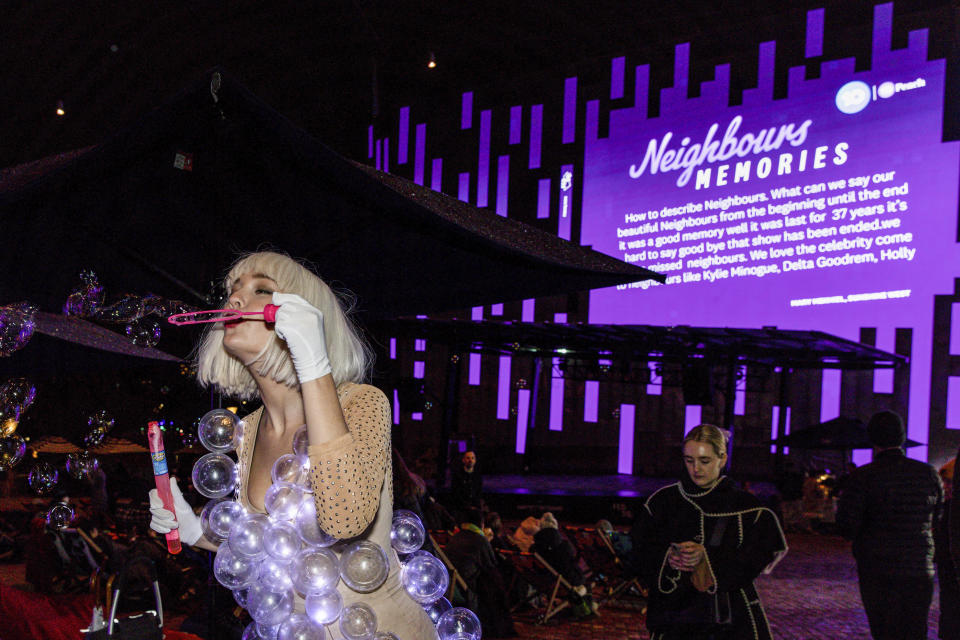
[[148, 477, 203, 546]]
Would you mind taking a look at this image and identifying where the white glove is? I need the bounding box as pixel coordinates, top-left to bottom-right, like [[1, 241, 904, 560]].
[[272, 292, 332, 383], [148, 477, 203, 546]]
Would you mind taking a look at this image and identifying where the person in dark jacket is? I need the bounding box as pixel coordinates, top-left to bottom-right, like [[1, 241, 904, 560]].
[[934, 459, 958, 640], [837, 410, 943, 640], [633, 424, 787, 640], [449, 450, 483, 520]]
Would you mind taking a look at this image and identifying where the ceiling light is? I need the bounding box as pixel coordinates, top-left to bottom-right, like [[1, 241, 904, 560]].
[[427, 52, 437, 69], [55, 100, 65, 116]]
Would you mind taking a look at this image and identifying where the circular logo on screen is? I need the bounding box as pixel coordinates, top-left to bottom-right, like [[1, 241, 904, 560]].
[[877, 81, 895, 99], [835, 81, 872, 114]]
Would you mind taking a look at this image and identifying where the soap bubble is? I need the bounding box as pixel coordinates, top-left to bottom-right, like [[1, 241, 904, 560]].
[[0, 302, 37, 356], [125, 318, 162, 347], [272, 453, 309, 487], [264, 520, 302, 562], [83, 428, 107, 448], [401, 550, 449, 604], [292, 425, 308, 457], [292, 547, 340, 595], [192, 452, 237, 499], [423, 596, 452, 624], [46, 502, 74, 529], [79, 451, 99, 476], [436, 608, 482, 640], [246, 582, 294, 627], [0, 378, 36, 416], [63, 271, 104, 317], [229, 513, 269, 559], [0, 435, 26, 471], [97, 294, 146, 323], [200, 498, 227, 544], [65, 453, 85, 479], [264, 482, 303, 521], [259, 556, 295, 593], [213, 541, 260, 589], [305, 589, 343, 626], [233, 588, 249, 608], [277, 613, 325, 640], [209, 500, 247, 540], [198, 409, 241, 453], [0, 411, 16, 437], [338, 603, 377, 640], [257, 621, 281, 640], [390, 509, 426, 555], [87, 409, 115, 433], [295, 498, 337, 547], [339, 540, 389, 593], [28, 462, 59, 495]]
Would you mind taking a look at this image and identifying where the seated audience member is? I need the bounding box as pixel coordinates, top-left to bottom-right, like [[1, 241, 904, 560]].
[[445, 508, 518, 637], [393, 448, 429, 521], [485, 512, 516, 551], [597, 518, 633, 558], [512, 515, 541, 552], [533, 512, 597, 617]]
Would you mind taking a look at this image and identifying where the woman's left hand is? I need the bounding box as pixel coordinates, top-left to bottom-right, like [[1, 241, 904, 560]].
[[272, 292, 332, 383], [675, 541, 705, 569]]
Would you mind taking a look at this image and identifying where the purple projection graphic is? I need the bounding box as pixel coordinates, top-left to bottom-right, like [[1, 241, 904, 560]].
[[581, 4, 960, 461]]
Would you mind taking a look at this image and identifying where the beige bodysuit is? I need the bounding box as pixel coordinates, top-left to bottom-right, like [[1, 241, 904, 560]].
[[236, 382, 438, 639]]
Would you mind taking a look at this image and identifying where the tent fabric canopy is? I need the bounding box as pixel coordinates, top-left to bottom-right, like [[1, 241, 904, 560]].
[[0, 69, 660, 344]]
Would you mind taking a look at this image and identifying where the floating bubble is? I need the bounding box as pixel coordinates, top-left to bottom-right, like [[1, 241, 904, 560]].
[[264, 520, 302, 562], [213, 542, 260, 589], [0, 411, 16, 437], [65, 453, 85, 480], [0, 302, 36, 356], [0, 435, 26, 471], [0, 378, 36, 416], [83, 427, 107, 448], [192, 452, 237, 499], [28, 462, 59, 495], [79, 451, 99, 476], [126, 318, 162, 347], [292, 547, 340, 596], [401, 550, 449, 604], [246, 582, 294, 627], [277, 612, 324, 640], [233, 588, 249, 608], [87, 409, 115, 434], [209, 500, 247, 540], [228, 513, 269, 559], [46, 502, 74, 529], [423, 596, 453, 624], [390, 509, 426, 555], [200, 498, 227, 544], [272, 453, 309, 487], [292, 425, 308, 457], [338, 603, 377, 640], [198, 409, 241, 453], [63, 271, 104, 317], [339, 540, 389, 593], [295, 497, 336, 548], [264, 482, 303, 521], [436, 607, 482, 640], [96, 294, 146, 323], [260, 556, 295, 593], [304, 589, 343, 626]]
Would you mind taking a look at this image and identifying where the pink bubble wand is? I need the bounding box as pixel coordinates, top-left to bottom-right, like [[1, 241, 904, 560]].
[[167, 304, 279, 326]]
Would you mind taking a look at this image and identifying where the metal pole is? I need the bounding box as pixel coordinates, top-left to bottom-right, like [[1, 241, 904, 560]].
[[524, 357, 543, 473]]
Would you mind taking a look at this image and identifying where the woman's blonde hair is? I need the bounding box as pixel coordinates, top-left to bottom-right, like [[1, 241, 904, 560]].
[[195, 251, 373, 398], [682, 423, 730, 459]]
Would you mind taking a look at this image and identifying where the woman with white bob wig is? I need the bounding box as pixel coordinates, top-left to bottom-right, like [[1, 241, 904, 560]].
[[148, 251, 438, 638]]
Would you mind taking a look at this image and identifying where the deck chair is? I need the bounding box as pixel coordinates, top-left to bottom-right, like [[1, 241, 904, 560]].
[[428, 533, 469, 602], [566, 526, 646, 605], [501, 549, 576, 623]]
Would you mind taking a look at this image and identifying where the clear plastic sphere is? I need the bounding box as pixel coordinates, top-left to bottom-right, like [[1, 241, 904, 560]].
[[200, 498, 227, 544], [264, 482, 303, 521], [278, 613, 325, 640], [272, 453, 309, 486], [28, 462, 59, 495], [304, 589, 343, 626], [197, 409, 242, 453], [292, 425, 308, 457], [209, 500, 247, 540], [257, 622, 281, 640], [264, 520, 302, 561], [192, 452, 237, 499], [229, 513, 269, 559], [390, 509, 426, 555], [0, 435, 25, 471], [241, 621, 259, 640], [213, 542, 260, 589], [401, 550, 449, 604], [338, 603, 377, 640], [46, 502, 74, 529], [233, 588, 249, 608], [247, 583, 294, 627], [259, 556, 295, 593], [292, 548, 340, 595], [436, 607, 482, 640], [423, 596, 453, 624], [295, 497, 337, 547], [339, 540, 389, 593]]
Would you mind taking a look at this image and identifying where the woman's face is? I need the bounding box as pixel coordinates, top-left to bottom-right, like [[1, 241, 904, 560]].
[[683, 440, 725, 488], [221, 272, 278, 363]]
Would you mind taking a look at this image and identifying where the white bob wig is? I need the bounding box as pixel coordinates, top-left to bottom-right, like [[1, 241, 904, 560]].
[[196, 251, 373, 399]]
